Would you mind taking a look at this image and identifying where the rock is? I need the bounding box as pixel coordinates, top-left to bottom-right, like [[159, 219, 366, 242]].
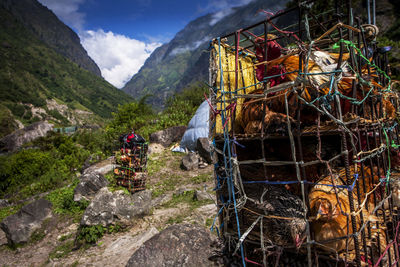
[[57, 223, 79, 240], [181, 152, 199, 171], [0, 228, 7, 246], [175, 188, 193, 196], [74, 171, 109, 202], [81, 188, 151, 226], [82, 156, 114, 175], [151, 194, 173, 208], [149, 126, 186, 147], [148, 143, 165, 155], [102, 227, 159, 266], [0, 199, 10, 208], [198, 161, 208, 169], [0, 121, 53, 152], [0, 199, 52, 245], [196, 137, 213, 164], [126, 224, 216, 267], [193, 190, 212, 201]]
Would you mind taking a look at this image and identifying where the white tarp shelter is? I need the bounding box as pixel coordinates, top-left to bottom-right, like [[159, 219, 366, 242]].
[[174, 100, 209, 152]]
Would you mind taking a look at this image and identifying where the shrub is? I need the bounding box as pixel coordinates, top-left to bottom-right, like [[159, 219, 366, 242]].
[[0, 149, 55, 194], [76, 223, 122, 245], [0, 133, 90, 199], [48, 109, 69, 125], [105, 82, 207, 141], [46, 180, 89, 216], [0, 104, 17, 138]]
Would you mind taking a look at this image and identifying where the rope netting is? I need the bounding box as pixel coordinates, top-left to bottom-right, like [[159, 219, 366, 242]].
[[209, 1, 400, 266], [114, 142, 148, 192]]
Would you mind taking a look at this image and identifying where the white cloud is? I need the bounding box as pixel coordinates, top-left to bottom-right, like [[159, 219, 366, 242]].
[[169, 35, 211, 56], [210, 9, 234, 26], [202, 0, 254, 12], [38, 0, 86, 31], [200, 0, 255, 25], [80, 29, 161, 88]]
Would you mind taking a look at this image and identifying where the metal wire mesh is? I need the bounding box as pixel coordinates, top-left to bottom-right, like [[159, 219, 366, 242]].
[[114, 142, 148, 193], [209, 1, 400, 266]]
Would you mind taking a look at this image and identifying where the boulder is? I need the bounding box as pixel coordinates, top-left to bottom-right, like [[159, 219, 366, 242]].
[[102, 227, 159, 266], [148, 143, 164, 155], [0, 228, 7, 246], [193, 190, 213, 201], [151, 194, 173, 208], [81, 188, 151, 226], [126, 224, 216, 267], [181, 152, 199, 171], [0, 199, 52, 245], [0, 121, 53, 152], [196, 137, 213, 164], [74, 171, 109, 202], [149, 126, 186, 147], [82, 156, 114, 175]]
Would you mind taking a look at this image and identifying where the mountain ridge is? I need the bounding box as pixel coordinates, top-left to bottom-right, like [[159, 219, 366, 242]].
[[0, 0, 101, 77], [122, 0, 286, 108], [0, 0, 132, 137]]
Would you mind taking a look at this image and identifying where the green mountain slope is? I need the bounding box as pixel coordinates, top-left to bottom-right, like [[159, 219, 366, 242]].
[[1, 0, 101, 77], [122, 0, 286, 108], [0, 5, 132, 134]]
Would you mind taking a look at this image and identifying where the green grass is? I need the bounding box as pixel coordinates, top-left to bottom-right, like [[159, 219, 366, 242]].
[[0, 204, 23, 222], [166, 213, 187, 225], [147, 154, 168, 176], [104, 172, 131, 194], [58, 233, 73, 242], [147, 150, 213, 197], [163, 191, 214, 225], [191, 172, 213, 184], [45, 180, 89, 220], [205, 217, 214, 228], [76, 223, 123, 246], [48, 240, 75, 259], [30, 228, 47, 243], [162, 190, 213, 210], [150, 174, 183, 198], [146, 150, 186, 197]]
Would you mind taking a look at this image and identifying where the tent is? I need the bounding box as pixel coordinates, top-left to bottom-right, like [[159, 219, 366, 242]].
[[173, 100, 209, 152]]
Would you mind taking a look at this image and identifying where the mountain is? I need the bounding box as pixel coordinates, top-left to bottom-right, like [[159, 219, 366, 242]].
[[122, 0, 287, 108], [1, 0, 101, 77], [0, 0, 101, 77], [0, 0, 132, 137]]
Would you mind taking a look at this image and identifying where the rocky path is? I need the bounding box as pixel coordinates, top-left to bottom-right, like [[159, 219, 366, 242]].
[[0, 147, 217, 267]]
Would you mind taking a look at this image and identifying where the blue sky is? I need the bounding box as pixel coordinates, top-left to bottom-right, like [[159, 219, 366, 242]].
[[38, 0, 254, 88]]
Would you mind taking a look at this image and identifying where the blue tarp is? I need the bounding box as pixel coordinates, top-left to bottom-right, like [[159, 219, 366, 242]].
[[178, 100, 210, 152]]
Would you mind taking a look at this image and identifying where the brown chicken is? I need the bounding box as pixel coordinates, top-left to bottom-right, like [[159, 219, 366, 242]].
[[309, 164, 384, 255], [241, 96, 297, 134], [241, 51, 395, 134]]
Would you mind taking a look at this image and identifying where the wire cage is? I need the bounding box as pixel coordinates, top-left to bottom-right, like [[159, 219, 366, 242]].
[[209, 1, 400, 266], [114, 142, 148, 193]]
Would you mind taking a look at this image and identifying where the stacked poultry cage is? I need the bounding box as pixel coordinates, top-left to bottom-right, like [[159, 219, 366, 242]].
[[209, 1, 400, 266], [114, 142, 148, 193]]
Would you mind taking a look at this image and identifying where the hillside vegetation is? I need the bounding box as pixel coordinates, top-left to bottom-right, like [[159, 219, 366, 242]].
[[0, 6, 132, 136], [0, 83, 206, 203], [1, 0, 101, 77], [122, 0, 285, 108]]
